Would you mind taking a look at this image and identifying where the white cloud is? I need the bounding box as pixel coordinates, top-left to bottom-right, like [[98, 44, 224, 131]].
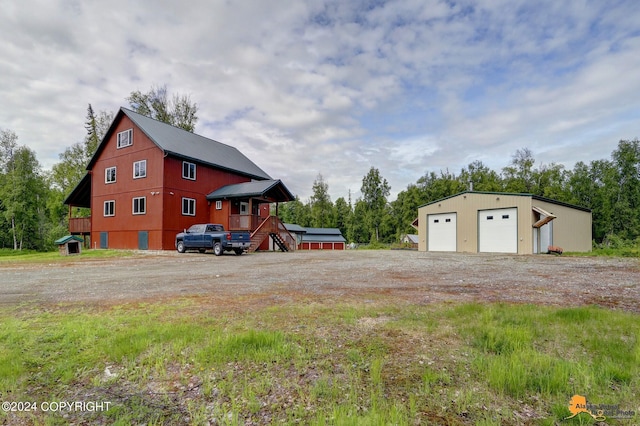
[[1, 0, 639, 202]]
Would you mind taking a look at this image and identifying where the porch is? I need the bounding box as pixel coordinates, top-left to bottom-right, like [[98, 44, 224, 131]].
[[207, 179, 296, 252], [69, 217, 91, 234]]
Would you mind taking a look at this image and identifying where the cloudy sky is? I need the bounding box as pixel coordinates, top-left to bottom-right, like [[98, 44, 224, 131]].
[[1, 0, 639, 201]]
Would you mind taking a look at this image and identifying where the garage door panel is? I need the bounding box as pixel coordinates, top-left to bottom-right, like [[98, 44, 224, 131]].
[[428, 213, 456, 251], [479, 208, 517, 253]]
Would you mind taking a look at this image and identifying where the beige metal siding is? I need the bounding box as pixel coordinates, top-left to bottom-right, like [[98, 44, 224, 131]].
[[418, 192, 592, 254], [533, 200, 592, 252], [419, 193, 533, 254]]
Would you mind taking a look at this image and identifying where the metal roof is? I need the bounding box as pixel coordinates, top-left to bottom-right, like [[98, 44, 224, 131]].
[[418, 191, 591, 212], [54, 235, 84, 245], [63, 173, 91, 207], [301, 233, 346, 243], [206, 179, 294, 201], [300, 228, 346, 243], [284, 223, 307, 233], [88, 108, 271, 181]]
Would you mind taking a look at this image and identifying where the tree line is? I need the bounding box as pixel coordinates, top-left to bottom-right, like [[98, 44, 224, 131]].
[[0, 84, 638, 250], [278, 143, 640, 248]]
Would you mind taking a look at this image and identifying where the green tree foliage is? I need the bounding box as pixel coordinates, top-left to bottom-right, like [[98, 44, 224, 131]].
[[127, 85, 198, 132], [334, 196, 352, 240], [502, 148, 536, 193], [277, 196, 311, 227], [361, 167, 391, 242], [309, 173, 334, 228], [0, 131, 49, 250], [610, 139, 640, 240]]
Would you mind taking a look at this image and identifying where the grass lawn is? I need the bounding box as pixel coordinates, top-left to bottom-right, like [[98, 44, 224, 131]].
[[0, 248, 134, 264], [0, 298, 638, 425]]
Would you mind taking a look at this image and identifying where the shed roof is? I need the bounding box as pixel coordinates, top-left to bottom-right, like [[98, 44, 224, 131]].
[[54, 235, 84, 245], [301, 228, 346, 243], [284, 223, 307, 233], [88, 108, 271, 180], [206, 179, 294, 202], [404, 234, 419, 244]]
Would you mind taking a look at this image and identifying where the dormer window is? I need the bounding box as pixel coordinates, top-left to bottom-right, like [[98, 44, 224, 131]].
[[117, 129, 133, 148]]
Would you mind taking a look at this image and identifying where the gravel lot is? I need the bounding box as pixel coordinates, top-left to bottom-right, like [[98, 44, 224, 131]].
[[1, 250, 638, 312]]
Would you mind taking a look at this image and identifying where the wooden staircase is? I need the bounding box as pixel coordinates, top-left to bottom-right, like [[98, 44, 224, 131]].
[[249, 216, 296, 252]]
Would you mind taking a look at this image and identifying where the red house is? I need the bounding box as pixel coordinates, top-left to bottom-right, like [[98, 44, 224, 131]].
[[65, 107, 295, 251]]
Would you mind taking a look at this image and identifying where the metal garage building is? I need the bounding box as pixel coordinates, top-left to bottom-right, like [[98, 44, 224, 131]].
[[417, 191, 592, 254]]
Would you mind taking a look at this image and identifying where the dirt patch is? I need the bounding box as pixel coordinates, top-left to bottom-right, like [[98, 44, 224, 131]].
[[0, 250, 638, 312]]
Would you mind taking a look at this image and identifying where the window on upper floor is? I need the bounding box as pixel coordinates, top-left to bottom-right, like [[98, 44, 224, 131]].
[[132, 197, 146, 215], [182, 161, 196, 180], [105, 166, 116, 184], [117, 129, 133, 148], [104, 200, 115, 217], [133, 160, 147, 179]]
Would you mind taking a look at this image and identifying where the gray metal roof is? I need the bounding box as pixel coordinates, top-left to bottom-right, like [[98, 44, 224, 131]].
[[284, 223, 307, 233], [206, 179, 294, 201], [301, 228, 346, 243], [418, 191, 591, 212], [88, 108, 271, 180], [301, 233, 346, 243]]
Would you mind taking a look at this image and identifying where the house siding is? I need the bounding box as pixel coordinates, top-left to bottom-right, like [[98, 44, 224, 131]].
[[90, 114, 266, 251], [91, 116, 165, 250]]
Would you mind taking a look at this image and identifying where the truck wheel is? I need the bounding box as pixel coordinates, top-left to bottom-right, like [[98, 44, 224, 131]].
[[177, 241, 185, 253], [234, 248, 243, 256], [213, 242, 223, 256]]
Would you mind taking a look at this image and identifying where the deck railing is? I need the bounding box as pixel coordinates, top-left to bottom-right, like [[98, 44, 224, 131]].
[[69, 217, 91, 234], [229, 214, 263, 231]]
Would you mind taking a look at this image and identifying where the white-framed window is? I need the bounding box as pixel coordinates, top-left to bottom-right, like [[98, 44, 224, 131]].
[[182, 161, 196, 180], [104, 200, 115, 217], [215, 200, 222, 210], [117, 129, 133, 148], [240, 202, 249, 215], [132, 197, 146, 215], [133, 160, 147, 179], [182, 197, 196, 216], [105, 166, 116, 184]]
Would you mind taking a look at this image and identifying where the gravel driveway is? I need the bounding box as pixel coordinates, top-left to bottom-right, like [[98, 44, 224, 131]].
[[1, 250, 638, 312]]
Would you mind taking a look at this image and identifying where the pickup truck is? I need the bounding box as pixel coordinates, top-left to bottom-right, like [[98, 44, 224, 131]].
[[175, 224, 251, 256]]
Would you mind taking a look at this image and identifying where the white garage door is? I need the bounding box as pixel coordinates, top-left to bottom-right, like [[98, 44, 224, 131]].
[[428, 213, 457, 251], [478, 208, 517, 253]]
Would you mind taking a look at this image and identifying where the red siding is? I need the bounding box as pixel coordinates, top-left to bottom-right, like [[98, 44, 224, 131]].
[[91, 116, 165, 249], [90, 114, 259, 250], [161, 156, 250, 249], [300, 241, 345, 250]]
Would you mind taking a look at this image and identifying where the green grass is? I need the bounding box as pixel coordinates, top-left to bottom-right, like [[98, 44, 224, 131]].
[[0, 301, 638, 425], [0, 248, 134, 263]]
